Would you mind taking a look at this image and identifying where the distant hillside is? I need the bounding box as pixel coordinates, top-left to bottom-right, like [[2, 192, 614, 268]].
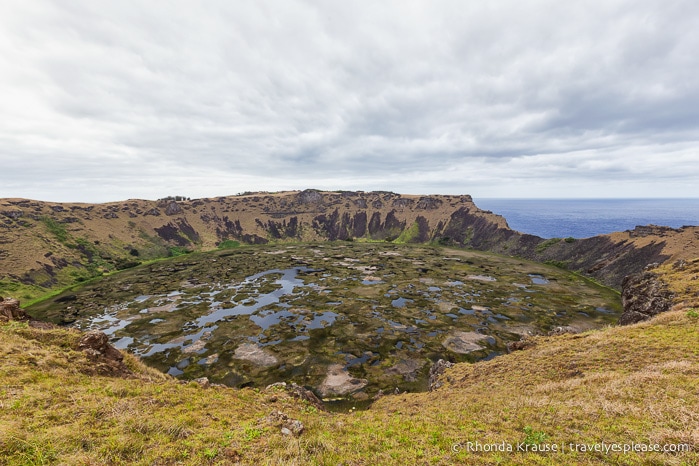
[[2, 190, 697, 299]]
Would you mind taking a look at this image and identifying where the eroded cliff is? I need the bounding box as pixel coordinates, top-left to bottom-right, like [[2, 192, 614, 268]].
[[2, 190, 697, 299]]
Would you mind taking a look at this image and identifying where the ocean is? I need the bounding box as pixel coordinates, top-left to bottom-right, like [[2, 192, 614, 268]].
[[473, 198, 699, 239]]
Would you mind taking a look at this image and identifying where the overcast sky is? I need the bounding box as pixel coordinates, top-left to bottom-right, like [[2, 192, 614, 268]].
[[1, 1, 698, 202]]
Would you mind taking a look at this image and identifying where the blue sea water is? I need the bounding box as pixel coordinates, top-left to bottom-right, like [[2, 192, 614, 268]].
[[474, 199, 699, 239]]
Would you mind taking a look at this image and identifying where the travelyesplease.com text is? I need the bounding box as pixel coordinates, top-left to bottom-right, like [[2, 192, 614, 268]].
[[452, 440, 692, 455]]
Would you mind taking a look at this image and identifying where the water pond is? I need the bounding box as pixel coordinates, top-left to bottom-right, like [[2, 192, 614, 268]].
[[29, 243, 622, 402]]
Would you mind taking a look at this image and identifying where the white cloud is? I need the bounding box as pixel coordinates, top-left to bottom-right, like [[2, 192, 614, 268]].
[[0, 0, 698, 202]]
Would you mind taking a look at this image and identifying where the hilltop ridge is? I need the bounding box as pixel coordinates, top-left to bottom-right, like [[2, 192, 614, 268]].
[[2, 190, 698, 300]]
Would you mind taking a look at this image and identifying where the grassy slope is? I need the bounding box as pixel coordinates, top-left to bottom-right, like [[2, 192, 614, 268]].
[[0, 192, 490, 301], [7, 192, 696, 303], [2, 305, 697, 465]]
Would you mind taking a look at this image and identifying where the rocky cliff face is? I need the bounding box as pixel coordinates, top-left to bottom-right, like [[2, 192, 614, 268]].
[[1, 190, 696, 298], [618, 268, 676, 325]]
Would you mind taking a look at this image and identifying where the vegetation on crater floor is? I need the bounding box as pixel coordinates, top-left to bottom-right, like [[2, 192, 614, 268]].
[[27, 242, 621, 403]]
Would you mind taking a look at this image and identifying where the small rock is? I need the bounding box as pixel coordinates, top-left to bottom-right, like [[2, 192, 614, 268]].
[[264, 382, 326, 411], [78, 331, 123, 361], [428, 359, 454, 391], [222, 448, 241, 462], [266, 382, 287, 390], [548, 326, 580, 336], [287, 383, 326, 412], [194, 377, 210, 388], [267, 410, 288, 423], [0, 298, 28, 322], [506, 338, 535, 353], [77, 330, 132, 377], [267, 411, 304, 437], [281, 420, 304, 437], [672, 260, 686, 270]]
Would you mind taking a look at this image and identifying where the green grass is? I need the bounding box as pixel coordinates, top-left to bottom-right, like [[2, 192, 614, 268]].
[[522, 426, 549, 446], [535, 238, 561, 253], [0, 281, 50, 302], [3, 299, 698, 464], [218, 240, 241, 249], [167, 246, 192, 257], [40, 217, 68, 243], [393, 221, 420, 244], [544, 259, 569, 269]]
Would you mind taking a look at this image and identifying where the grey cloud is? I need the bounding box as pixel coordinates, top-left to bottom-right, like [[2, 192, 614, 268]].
[[1, 0, 698, 202]]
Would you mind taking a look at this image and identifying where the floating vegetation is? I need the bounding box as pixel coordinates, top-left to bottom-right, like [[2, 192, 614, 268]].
[[29, 242, 622, 400]]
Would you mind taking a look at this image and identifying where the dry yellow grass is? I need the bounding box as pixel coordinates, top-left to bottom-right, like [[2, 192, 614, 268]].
[[2, 302, 697, 465]]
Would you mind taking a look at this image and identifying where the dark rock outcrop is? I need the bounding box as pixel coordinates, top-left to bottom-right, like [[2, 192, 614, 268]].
[[1, 210, 23, 219], [288, 383, 326, 412], [428, 359, 454, 391], [0, 297, 28, 322], [353, 198, 368, 209], [416, 196, 443, 210], [531, 236, 670, 290], [296, 189, 323, 206], [628, 225, 679, 238], [618, 270, 675, 325], [78, 330, 133, 377], [1, 297, 56, 329], [164, 201, 183, 216], [155, 219, 200, 246]]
